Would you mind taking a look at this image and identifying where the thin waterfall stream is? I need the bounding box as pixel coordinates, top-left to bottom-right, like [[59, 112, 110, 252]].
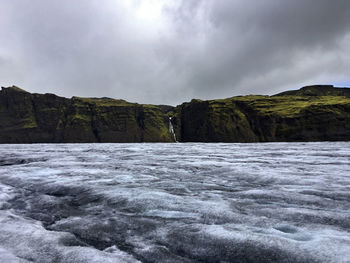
[[168, 117, 177, 142]]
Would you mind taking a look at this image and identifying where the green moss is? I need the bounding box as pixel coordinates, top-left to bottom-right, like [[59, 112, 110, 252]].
[[2, 84, 349, 143], [6, 86, 29, 93], [231, 95, 350, 117], [5, 116, 38, 130], [71, 114, 91, 122], [21, 119, 37, 129], [72, 97, 133, 107], [142, 106, 173, 142], [275, 85, 350, 97]]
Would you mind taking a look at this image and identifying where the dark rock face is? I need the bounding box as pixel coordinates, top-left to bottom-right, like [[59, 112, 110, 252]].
[[177, 86, 350, 142], [0, 86, 174, 143], [178, 99, 258, 142], [1, 85, 350, 143]]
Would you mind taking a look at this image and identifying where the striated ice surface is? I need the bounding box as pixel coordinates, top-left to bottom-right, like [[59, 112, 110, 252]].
[[0, 142, 349, 263]]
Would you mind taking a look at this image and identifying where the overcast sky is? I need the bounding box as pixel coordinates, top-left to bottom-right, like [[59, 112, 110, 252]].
[[0, 0, 350, 105]]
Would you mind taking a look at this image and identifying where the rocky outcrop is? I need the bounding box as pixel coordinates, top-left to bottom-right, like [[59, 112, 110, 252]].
[[177, 86, 350, 142], [1, 85, 350, 143], [0, 86, 174, 143], [178, 99, 258, 142], [275, 85, 350, 97]]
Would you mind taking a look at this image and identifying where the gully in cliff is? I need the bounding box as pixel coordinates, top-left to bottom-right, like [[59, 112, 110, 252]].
[[169, 117, 177, 142]]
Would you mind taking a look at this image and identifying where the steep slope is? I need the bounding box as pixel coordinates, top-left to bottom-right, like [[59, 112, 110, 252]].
[[1, 85, 350, 143], [178, 85, 350, 142], [0, 86, 175, 143]]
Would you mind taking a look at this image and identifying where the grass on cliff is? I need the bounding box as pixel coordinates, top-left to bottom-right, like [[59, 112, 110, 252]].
[[209, 95, 350, 118], [70, 97, 174, 141], [72, 97, 133, 106]]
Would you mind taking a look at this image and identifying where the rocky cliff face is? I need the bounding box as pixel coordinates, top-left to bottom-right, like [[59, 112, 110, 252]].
[[0, 86, 174, 143], [178, 85, 350, 142], [1, 85, 350, 143]]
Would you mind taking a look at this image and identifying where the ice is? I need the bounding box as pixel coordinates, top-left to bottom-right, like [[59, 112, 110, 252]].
[[0, 183, 16, 209], [0, 142, 350, 262], [0, 210, 139, 262]]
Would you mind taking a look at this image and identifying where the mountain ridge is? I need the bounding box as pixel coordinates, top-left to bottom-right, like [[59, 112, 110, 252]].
[[1, 85, 350, 143]]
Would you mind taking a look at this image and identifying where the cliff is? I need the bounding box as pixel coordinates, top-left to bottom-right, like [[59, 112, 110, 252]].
[[1, 85, 350, 143], [0, 86, 174, 143]]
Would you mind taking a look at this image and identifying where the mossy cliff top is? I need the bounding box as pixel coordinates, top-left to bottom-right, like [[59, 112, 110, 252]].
[[229, 95, 350, 118], [1, 85, 350, 143], [178, 85, 350, 142], [0, 87, 175, 143], [1, 85, 29, 93], [275, 85, 350, 97]]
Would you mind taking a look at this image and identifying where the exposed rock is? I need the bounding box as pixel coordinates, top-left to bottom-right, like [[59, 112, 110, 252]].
[[178, 99, 258, 142], [177, 86, 350, 142], [1, 85, 350, 143], [0, 86, 174, 143]]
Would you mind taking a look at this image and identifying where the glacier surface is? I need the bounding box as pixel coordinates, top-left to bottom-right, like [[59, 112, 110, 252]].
[[0, 142, 349, 262]]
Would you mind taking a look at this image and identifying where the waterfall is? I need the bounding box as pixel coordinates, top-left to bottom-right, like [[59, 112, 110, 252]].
[[169, 117, 177, 142]]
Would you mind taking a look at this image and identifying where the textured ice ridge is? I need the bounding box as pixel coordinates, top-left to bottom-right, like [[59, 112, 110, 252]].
[[0, 142, 349, 262]]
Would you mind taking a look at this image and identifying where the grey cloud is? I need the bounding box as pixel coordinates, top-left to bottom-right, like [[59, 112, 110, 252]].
[[0, 0, 349, 105], [161, 0, 350, 98]]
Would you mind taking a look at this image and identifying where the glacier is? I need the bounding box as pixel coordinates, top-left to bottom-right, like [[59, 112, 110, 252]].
[[0, 142, 349, 262]]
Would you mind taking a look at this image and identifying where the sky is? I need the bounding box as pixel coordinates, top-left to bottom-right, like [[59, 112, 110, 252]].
[[0, 0, 350, 105]]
